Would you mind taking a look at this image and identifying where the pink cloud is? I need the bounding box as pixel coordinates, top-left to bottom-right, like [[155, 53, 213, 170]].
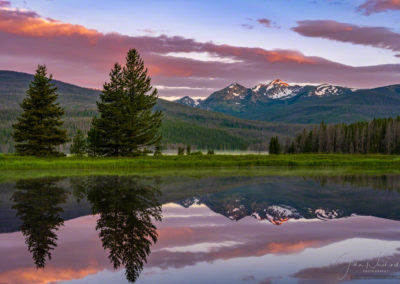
[[357, 0, 400, 15], [0, 7, 399, 97], [0, 0, 10, 8], [257, 18, 272, 27], [292, 20, 400, 54]]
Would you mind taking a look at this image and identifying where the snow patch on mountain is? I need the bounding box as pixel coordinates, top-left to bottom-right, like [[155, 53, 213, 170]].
[[314, 208, 340, 220], [267, 87, 300, 99], [252, 84, 264, 93], [252, 79, 303, 100], [314, 84, 339, 96]]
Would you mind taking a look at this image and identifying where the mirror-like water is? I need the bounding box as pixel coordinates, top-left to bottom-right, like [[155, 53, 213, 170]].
[[1, 174, 400, 283]]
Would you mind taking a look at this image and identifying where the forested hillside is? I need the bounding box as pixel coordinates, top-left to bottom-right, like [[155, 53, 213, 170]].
[[0, 70, 306, 153]]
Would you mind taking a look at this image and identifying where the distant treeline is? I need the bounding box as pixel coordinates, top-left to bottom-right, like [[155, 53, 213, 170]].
[[282, 117, 400, 154]]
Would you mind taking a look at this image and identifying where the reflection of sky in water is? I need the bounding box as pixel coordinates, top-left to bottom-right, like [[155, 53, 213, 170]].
[[1, 202, 400, 284]]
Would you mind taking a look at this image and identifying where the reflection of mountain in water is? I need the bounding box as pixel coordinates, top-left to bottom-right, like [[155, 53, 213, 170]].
[[176, 175, 400, 225]]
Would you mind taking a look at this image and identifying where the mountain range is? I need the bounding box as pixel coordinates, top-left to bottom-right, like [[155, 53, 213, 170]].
[[175, 79, 400, 123]]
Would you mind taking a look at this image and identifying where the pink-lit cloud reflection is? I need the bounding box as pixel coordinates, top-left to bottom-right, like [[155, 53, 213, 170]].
[[0, 203, 400, 283]]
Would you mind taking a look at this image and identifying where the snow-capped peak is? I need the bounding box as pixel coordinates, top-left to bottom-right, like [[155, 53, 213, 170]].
[[251, 79, 301, 100], [174, 96, 202, 107], [266, 79, 289, 90], [228, 83, 239, 89], [224, 83, 246, 98], [252, 83, 265, 92]]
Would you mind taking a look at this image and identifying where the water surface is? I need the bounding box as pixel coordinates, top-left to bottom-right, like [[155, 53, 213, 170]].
[[1, 173, 400, 283]]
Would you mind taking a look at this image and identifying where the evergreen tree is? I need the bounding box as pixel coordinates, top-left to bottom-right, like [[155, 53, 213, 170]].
[[269, 136, 281, 154], [12, 65, 67, 156], [286, 117, 400, 154], [154, 141, 162, 156], [70, 130, 87, 156], [88, 49, 162, 156], [177, 146, 184, 155], [186, 144, 191, 155], [86, 117, 103, 157]]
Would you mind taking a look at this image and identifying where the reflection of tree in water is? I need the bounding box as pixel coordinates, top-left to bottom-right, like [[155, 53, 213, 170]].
[[311, 175, 400, 191], [77, 176, 162, 282], [11, 178, 67, 268]]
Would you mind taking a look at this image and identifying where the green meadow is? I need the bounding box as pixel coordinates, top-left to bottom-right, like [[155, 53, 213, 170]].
[[2, 153, 400, 182]]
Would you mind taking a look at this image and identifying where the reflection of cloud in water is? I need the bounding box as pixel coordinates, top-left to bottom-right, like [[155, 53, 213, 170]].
[[1, 186, 400, 283], [0, 215, 111, 284]]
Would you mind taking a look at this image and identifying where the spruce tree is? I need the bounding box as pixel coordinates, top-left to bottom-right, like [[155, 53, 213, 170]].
[[88, 49, 162, 156], [12, 65, 67, 156], [70, 130, 87, 156], [86, 117, 102, 156], [269, 136, 281, 154], [177, 147, 184, 155], [154, 141, 162, 156]]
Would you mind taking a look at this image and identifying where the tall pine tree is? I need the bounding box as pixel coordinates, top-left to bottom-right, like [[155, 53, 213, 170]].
[[269, 136, 281, 154], [89, 49, 162, 156], [12, 65, 67, 156]]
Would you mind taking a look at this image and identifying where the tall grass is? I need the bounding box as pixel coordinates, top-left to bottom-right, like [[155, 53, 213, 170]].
[[1, 154, 400, 170]]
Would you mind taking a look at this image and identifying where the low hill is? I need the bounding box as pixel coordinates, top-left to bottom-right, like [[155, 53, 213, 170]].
[[0, 70, 306, 153]]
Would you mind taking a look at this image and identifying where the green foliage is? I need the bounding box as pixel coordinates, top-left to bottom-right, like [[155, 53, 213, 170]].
[[269, 136, 281, 154], [12, 66, 67, 156], [207, 149, 215, 155], [70, 130, 87, 156], [190, 151, 203, 155], [88, 49, 162, 156], [288, 117, 400, 154]]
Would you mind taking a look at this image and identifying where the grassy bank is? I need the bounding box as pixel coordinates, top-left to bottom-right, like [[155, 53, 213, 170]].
[[1, 154, 400, 182], [1, 153, 400, 170]]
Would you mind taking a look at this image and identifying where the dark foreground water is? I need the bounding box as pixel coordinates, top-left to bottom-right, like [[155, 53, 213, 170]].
[[1, 174, 400, 283]]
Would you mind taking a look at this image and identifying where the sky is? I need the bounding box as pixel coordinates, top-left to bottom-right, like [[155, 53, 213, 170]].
[[1, 0, 400, 99]]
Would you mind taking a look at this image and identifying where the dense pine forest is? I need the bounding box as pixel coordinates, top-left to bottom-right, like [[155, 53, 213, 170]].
[[285, 117, 400, 154]]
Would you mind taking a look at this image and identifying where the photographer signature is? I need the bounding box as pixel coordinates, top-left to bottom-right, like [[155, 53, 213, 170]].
[[337, 254, 400, 280]]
